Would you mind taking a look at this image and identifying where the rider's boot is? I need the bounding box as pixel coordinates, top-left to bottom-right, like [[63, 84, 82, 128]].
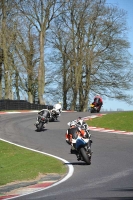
[[77, 154, 81, 161], [43, 123, 46, 128], [76, 151, 81, 160]]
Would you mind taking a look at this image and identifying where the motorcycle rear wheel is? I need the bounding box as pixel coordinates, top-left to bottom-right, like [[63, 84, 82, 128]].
[[37, 122, 43, 132], [49, 117, 54, 122], [80, 147, 91, 165]]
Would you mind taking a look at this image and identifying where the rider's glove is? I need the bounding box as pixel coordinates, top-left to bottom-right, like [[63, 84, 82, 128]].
[[66, 140, 71, 145]]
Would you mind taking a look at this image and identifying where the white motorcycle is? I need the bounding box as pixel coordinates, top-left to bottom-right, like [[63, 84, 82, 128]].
[[49, 110, 60, 122]]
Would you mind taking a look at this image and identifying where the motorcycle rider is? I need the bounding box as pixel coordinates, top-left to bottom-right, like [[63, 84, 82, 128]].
[[65, 121, 84, 160], [66, 121, 79, 144], [74, 117, 93, 155], [92, 94, 103, 111], [35, 109, 51, 127], [74, 117, 91, 140]]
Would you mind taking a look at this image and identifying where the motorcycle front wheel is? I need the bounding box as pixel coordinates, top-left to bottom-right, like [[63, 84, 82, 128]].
[[80, 147, 91, 165], [90, 107, 95, 113]]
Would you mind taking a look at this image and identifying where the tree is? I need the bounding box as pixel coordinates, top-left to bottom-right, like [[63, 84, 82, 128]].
[[0, 0, 132, 111], [16, 0, 64, 104], [14, 19, 39, 103], [0, 0, 17, 99], [0, 48, 3, 99], [50, 0, 133, 111]]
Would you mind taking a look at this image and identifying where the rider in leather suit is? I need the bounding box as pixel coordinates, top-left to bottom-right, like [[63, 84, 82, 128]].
[[35, 109, 50, 127], [92, 94, 103, 111]]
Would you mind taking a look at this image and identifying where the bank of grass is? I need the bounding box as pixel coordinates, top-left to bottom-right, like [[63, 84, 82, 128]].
[[87, 111, 133, 132], [0, 140, 67, 186]]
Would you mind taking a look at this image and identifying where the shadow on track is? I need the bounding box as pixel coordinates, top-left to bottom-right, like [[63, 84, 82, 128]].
[[64, 162, 90, 166]]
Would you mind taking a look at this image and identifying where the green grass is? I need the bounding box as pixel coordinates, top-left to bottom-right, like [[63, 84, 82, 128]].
[[87, 111, 133, 132], [0, 140, 67, 186]]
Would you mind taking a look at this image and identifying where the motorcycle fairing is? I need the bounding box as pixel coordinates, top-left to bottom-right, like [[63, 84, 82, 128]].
[[76, 137, 87, 149]]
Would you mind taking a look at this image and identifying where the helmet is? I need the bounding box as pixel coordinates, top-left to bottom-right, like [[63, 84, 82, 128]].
[[96, 94, 99, 96], [70, 121, 76, 127]]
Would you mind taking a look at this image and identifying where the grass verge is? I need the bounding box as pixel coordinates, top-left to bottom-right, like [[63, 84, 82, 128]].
[[87, 111, 133, 132], [0, 140, 67, 186]]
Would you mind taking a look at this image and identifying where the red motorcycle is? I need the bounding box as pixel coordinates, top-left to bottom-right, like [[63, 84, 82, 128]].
[[90, 102, 101, 113]]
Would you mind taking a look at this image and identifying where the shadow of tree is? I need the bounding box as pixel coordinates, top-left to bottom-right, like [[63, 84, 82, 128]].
[[94, 197, 133, 200], [93, 188, 133, 200], [112, 188, 133, 192]]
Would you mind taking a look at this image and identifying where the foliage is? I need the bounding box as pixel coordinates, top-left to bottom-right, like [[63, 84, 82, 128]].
[[0, 0, 133, 110]]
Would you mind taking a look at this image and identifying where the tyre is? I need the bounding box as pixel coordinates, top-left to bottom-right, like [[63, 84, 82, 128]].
[[37, 122, 43, 131], [90, 108, 93, 113], [49, 118, 52, 122], [49, 117, 54, 122], [80, 147, 91, 165]]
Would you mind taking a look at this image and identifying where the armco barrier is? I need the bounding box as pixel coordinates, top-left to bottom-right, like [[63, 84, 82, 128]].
[[0, 99, 53, 111]]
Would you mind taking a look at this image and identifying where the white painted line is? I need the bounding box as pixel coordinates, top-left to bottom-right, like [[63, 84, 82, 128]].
[[101, 129, 115, 132], [114, 131, 126, 133], [91, 128, 105, 131], [7, 112, 22, 114]]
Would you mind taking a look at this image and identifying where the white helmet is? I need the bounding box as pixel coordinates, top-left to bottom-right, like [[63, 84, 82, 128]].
[[70, 121, 76, 127]]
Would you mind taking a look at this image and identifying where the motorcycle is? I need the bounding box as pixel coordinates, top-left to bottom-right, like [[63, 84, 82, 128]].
[[90, 103, 101, 113], [71, 136, 92, 165], [49, 110, 60, 122], [35, 115, 47, 132]]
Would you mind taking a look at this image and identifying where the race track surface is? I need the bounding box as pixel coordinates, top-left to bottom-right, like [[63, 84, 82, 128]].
[[0, 111, 133, 200]]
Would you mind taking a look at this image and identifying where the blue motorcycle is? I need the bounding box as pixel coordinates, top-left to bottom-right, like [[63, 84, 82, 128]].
[[71, 137, 92, 165]]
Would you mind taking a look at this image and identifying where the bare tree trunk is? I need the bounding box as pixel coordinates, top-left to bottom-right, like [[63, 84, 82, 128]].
[[1, 0, 9, 99], [0, 64, 2, 99], [15, 71, 20, 100], [0, 48, 3, 99], [62, 55, 68, 110], [38, 30, 45, 104]]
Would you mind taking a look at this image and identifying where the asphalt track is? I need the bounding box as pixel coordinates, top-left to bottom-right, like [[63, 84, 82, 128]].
[[0, 111, 133, 200]]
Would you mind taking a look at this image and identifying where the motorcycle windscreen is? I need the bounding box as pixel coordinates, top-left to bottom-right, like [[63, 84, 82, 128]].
[[76, 138, 86, 149]]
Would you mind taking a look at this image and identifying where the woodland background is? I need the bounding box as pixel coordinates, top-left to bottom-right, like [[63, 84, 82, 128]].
[[0, 0, 133, 111]]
